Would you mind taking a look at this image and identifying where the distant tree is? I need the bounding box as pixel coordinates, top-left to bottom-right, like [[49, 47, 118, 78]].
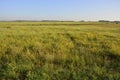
[[113, 21, 120, 24], [98, 20, 109, 22], [80, 20, 85, 22]]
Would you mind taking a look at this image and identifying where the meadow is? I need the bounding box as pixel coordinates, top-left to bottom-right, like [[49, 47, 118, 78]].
[[0, 22, 120, 80]]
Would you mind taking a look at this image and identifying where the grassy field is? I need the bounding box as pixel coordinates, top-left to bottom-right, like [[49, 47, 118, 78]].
[[0, 22, 120, 80]]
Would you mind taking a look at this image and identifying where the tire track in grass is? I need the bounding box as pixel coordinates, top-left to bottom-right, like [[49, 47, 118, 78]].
[[64, 29, 89, 55], [64, 29, 81, 54]]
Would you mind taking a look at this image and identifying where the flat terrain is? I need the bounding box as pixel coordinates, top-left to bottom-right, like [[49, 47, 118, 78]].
[[0, 22, 120, 80]]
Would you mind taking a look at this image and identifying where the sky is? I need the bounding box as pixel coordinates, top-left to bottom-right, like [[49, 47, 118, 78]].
[[0, 0, 120, 21]]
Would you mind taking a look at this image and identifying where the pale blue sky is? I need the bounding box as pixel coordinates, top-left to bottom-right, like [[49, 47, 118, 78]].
[[0, 0, 120, 21]]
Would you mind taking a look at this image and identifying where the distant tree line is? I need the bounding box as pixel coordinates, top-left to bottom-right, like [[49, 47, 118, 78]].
[[98, 20, 120, 24]]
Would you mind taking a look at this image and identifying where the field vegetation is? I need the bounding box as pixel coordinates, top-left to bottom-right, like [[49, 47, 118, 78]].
[[0, 22, 120, 80]]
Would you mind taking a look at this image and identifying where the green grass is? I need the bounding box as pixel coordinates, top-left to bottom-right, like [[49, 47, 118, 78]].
[[0, 22, 120, 80]]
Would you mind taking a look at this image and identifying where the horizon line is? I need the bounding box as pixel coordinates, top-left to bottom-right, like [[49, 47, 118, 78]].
[[0, 20, 120, 22]]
